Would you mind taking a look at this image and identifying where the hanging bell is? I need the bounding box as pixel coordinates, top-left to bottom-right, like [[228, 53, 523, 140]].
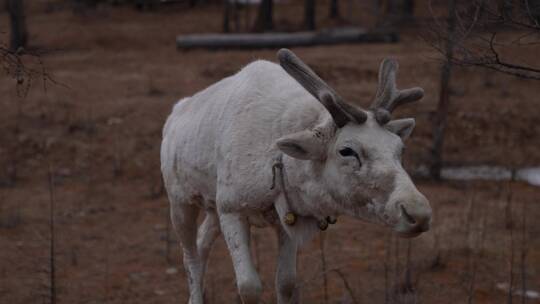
[[326, 216, 337, 225], [284, 212, 296, 226], [318, 219, 329, 231]]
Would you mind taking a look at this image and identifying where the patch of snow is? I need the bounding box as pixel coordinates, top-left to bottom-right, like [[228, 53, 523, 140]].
[[166, 267, 178, 275], [496, 282, 539, 299], [516, 167, 540, 186], [441, 166, 512, 181], [413, 165, 540, 188], [154, 289, 166, 296]]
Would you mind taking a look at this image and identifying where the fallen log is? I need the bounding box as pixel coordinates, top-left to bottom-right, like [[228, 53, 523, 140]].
[[176, 27, 398, 50]]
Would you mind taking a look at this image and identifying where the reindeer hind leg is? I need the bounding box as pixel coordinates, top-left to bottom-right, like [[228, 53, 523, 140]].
[[171, 200, 203, 304], [196, 209, 221, 296]]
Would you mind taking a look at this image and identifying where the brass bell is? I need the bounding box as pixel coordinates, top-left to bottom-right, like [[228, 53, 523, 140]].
[[326, 216, 337, 225], [284, 212, 296, 226], [318, 219, 329, 231]]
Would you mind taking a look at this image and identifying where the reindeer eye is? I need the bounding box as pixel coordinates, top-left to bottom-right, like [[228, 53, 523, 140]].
[[339, 147, 362, 167], [339, 147, 356, 157]]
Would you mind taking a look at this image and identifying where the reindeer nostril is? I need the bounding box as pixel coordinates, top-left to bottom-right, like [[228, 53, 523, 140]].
[[400, 205, 416, 225]]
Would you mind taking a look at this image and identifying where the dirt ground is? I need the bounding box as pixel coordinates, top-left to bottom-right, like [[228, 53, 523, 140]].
[[1, 1, 540, 303]]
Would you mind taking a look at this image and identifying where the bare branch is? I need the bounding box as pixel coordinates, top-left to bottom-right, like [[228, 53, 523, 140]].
[[0, 44, 64, 96], [424, 0, 540, 80]]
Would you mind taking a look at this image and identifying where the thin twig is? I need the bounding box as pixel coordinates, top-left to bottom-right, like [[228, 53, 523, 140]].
[[334, 269, 360, 304], [384, 231, 392, 304], [520, 199, 528, 304], [1, 45, 65, 96], [319, 233, 328, 304], [394, 234, 401, 299], [424, 0, 540, 80], [165, 207, 172, 265], [47, 163, 56, 304], [508, 197, 515, 304], [404, 240, 413, 293]]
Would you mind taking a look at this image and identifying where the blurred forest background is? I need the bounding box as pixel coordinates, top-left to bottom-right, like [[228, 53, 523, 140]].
[[1, 0, 540, 303]]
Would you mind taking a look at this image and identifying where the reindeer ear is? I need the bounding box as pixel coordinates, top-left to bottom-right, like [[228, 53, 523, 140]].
[[276, 130, 326, 160], [386, 118, 415, 140]]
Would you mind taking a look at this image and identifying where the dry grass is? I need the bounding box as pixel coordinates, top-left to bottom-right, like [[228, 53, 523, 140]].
[[1, 1, 540, 304]]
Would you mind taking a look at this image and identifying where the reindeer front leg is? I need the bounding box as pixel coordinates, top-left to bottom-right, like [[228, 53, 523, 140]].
[[219, 212, 262, 304], [275, 227, 299, 304]]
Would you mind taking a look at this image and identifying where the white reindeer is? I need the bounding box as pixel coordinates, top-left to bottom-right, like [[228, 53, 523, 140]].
[[161, 49, 432, 304]]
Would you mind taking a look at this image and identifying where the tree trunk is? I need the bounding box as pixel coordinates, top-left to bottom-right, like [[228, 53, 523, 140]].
[[254, 0, 273, 32], [223, 0, 240, 33], [223, 0, 231, 33], [526, 0, 540, 25], [387, 0, 399, 15], [232, 0, 240, 32], [305, 0, 316, 30], [7, 0, 28, 51], [374, 0, 384, 26], [430, 0, 457, 180], [498, 0, 512, 20], [177, 28, 398, 49], [403, 0, 414, 19], [329, 0, 339, 19], [384, 0, 400, 25]]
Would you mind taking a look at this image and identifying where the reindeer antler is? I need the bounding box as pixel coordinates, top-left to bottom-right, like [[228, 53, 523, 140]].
[[370, 58, 424, 124], [278, 49, 367, 128]]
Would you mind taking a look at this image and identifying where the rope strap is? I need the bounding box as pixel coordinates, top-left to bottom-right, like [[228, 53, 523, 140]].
[[270, 155, 337, 229]]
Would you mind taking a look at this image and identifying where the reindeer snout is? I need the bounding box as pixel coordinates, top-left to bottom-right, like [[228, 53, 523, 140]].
[[394, 195, 432, 238]]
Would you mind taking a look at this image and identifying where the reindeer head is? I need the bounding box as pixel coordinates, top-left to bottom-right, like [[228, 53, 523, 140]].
[[276, 49, 432, 238]]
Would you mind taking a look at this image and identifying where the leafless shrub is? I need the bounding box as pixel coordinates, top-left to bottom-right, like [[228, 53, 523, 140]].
[[107, 117, 124, 177], [519, 199, 528, 304], [334, 269, 359, 304], [384, 233, 420, 304], [47, 163, 57, 304], [1, 33, 62, 184], [84, 104, 96, 206], [464, 192, 475, 252], [384, 232, 392, 303], [104, 239, 110, 303], [393, 234, 401, 299], [426, 0, 540, 80], [508, 194, 515, 304], [429, 0, 457, 179], [505, 175, 515, 229], [467, 199, 487, 304], [430, 206, 444, 270], [0, 43, 58, 97], [165, 207, 172, 265], [395, 240, 419, 304], [319, 232, 329, 304], [403, 240, 413, 292]]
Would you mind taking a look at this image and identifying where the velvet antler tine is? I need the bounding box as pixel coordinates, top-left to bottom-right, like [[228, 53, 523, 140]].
[[371, 57, 424, 124], [278, 49, 367, 127], [389, 87, 424, 111]]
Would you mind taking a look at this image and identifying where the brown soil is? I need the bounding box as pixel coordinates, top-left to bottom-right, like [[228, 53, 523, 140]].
[[1, 1, 539, 303]]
